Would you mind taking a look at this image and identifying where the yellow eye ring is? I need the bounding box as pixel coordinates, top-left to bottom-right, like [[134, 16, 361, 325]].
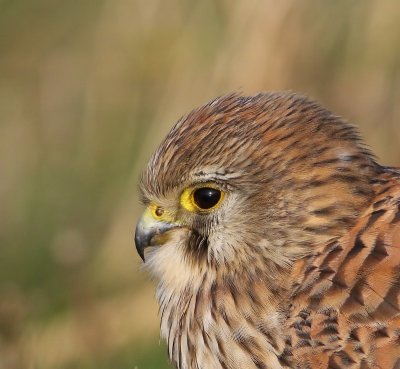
[[180, 184, 224, 212]]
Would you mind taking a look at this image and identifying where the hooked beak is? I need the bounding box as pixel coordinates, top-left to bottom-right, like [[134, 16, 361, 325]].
[[134, 210, 177, 262]]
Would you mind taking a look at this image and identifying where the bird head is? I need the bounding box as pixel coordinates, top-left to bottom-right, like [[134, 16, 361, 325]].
[[135, 92, 378, 289]]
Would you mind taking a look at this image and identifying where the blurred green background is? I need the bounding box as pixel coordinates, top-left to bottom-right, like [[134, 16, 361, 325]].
[[1, 1, 400, 368]]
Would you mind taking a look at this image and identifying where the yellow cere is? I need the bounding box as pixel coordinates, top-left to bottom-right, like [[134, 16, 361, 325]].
[[180, 184, 225, 212]]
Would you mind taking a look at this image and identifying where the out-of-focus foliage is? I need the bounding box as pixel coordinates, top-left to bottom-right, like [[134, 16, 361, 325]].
[[0, 0, 399, 368]]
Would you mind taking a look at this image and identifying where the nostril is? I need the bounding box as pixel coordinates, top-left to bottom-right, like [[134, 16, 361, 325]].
[[155, 207, 164, 217]]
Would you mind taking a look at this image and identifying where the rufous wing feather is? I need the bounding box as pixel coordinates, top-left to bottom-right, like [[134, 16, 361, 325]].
[[289, 169, 400, 368]]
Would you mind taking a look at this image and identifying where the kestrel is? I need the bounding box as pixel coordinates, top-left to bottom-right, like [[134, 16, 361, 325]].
[[135, 92, 400, 369]]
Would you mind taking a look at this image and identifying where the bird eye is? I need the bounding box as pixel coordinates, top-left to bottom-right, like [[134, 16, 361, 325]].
[[192, 187, 222, 210], [180, 184, 224, 212]]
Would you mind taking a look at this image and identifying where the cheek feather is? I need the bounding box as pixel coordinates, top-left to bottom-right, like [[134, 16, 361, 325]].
[[144, 229, 210, 291]]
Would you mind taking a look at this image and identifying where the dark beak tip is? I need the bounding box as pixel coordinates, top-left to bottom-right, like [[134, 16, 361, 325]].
[[134, 232, 146, 262], [134, 217, 176, 263], [137, 249, 145, 262]]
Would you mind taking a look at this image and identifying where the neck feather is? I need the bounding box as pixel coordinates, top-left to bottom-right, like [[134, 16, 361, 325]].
[[158, 267, 292, 369]]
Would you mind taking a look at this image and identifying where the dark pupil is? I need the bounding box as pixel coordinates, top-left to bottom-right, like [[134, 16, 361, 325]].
[[193, 187, 221, 209]]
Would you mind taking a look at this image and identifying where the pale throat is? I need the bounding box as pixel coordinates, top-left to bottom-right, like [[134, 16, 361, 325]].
[[157, 265, 290, 369]]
